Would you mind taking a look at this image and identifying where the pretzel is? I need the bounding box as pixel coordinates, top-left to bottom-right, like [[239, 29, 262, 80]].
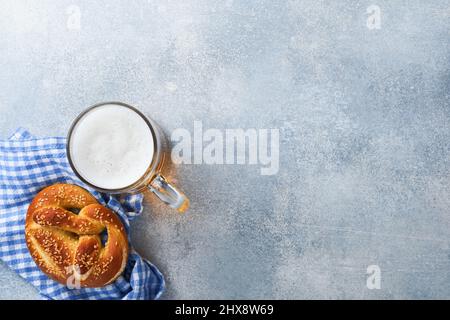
[[25, 184, 128, 288]]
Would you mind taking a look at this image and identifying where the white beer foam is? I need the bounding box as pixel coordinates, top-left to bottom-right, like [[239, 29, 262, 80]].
[[69, 104, 154, 189]]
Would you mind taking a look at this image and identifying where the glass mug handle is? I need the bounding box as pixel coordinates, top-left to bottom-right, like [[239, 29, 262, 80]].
[[147, 174, 189, 213]]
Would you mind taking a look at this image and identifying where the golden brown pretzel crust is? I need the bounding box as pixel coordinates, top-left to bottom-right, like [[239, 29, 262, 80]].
[[25, 183, 129, 288]]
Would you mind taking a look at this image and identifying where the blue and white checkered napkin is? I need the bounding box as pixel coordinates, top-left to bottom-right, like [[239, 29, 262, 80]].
[[0, 128, 165, 300]]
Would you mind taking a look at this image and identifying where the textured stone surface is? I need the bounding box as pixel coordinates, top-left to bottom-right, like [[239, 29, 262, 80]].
[[0, 0, 449, 299]]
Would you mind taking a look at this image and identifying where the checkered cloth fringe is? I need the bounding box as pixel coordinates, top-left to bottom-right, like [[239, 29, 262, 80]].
[[0, 128, 164, 300]]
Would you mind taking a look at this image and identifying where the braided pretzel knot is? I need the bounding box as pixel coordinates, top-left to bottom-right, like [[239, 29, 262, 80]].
[[25, 184, 128, 288]]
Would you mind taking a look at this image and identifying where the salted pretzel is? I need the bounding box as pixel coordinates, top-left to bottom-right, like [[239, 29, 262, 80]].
[[25, 183, 128, 288]]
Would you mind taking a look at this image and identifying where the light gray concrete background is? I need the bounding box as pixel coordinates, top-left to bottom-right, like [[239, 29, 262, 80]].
[[0, 0, 449, 299]]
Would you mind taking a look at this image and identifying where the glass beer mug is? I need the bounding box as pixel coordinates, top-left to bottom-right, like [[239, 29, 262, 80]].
[[66, 101, 189, 212]]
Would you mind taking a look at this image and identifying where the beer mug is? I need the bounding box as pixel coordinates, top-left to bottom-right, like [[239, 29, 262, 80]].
[[66, 101, 189, 212]]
